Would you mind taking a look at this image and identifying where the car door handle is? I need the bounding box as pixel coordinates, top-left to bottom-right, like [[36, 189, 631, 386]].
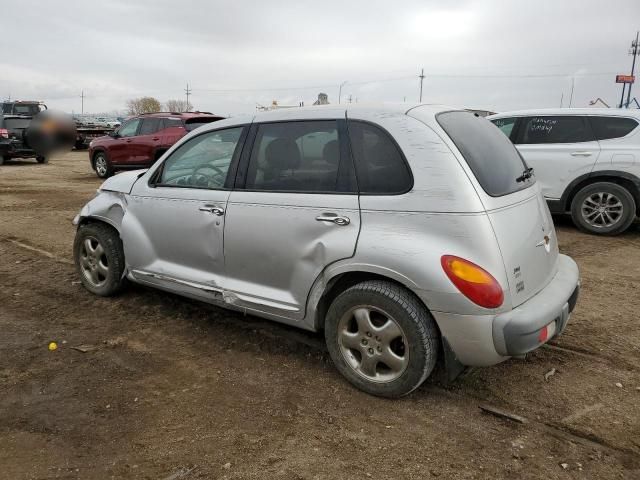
[[199, 205, 225, 216], [152, 137, 160, 141], [316, 213, 350, 226], [571, 151, 592, 156]]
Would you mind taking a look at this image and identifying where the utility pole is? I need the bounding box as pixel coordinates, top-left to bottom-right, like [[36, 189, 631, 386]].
[[338, 81, 347, 104], [619, 82, 627, 108], [184, 83, 192, 111], [80, 89, 85, 115], [560, 92, 564, 108], [569, 77, 575, 107], [419, 68, 425, 103], [348, 94, 353, 104], [625, 31, 639, 108]]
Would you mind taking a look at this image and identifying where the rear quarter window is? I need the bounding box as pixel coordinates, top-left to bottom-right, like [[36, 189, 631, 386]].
[[347, 120, 412, 194], [437, 111, 533, 197], [589, 116, 638, 140]]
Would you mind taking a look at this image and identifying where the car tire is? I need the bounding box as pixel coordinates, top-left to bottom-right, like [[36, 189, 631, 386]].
[[0, 156, 4, 166], [93, 152, 113, 178], [571, 182, 636, 235], [36, 155, 48, 164], [73, 222, 127, 297], [324, 280, 439, 398]]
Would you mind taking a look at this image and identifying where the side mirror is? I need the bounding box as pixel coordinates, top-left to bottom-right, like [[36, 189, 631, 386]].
[[109, 130, 119, 138]]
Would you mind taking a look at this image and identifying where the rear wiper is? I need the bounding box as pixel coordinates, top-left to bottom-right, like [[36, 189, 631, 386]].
[[516, 167, 534, 183]]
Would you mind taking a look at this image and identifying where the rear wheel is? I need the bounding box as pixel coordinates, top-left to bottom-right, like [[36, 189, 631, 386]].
[[324, 280, 439, 398], [571, 182, 636, 235], [0, 156, 4, 166], [93, 152, 112, 178], [36, 155, 48, 164], [73, 223, 126, 296]]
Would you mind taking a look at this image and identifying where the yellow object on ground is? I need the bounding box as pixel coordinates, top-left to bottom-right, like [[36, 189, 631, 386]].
[[48, 342, 58, 351]]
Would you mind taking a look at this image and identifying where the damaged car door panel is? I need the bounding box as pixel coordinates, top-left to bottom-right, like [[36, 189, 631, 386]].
[[73, 106, 580, 397]]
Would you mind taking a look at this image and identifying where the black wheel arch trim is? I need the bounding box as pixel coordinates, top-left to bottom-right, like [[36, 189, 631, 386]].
[[558, 170, 640, 212]]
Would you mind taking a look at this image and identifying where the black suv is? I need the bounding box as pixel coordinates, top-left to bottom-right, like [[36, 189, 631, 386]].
[[0, 101, 48, 165]]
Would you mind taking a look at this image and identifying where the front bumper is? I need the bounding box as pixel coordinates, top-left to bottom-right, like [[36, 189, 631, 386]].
[[492, 254, 580, 357]]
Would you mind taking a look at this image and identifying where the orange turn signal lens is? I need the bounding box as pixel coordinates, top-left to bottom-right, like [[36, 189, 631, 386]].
[[441, 255, 504, 308]]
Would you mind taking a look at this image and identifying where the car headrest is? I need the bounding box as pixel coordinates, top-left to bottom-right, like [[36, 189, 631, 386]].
[[323, 140, 339, 166], [265, 138, 301, 171]]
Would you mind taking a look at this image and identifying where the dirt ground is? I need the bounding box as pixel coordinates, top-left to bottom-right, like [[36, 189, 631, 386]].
[[1, 151, 639, 480]]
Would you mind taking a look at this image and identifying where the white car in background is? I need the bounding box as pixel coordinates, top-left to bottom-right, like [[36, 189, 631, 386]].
[[488, 109, 640, 235]]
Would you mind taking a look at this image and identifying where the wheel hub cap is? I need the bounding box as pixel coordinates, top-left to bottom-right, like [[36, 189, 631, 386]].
[[337, 306, 409, 383]]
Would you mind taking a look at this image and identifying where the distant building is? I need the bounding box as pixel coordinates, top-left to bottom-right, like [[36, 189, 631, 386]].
[[313, 93, 329, 105]]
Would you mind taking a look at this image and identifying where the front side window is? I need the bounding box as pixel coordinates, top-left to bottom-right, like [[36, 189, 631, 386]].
[[589, 116, 638, 141], [158, 127, 243, 189], [139, 118, 162, 135], [348, 121, 412, 194], [118, 119, 141, 138], [490, 117, 517, 139], [437, 111, 532, 197], [245, 121, 340, 192], [518, 116, 593, 144]]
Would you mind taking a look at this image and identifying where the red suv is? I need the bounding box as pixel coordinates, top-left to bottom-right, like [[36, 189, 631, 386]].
[[88, 112, 223, 178]]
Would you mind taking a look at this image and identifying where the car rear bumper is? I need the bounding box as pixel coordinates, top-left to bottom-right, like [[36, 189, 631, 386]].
[[492, 254, 579, 357], [431, 254, 579, 367]]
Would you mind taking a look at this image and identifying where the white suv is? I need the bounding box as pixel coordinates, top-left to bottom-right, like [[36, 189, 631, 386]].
[[488, 108, 640, 235]]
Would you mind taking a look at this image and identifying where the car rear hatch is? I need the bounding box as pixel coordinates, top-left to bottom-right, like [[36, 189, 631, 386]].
[[436, 110, 558, 308], [2, 115, 32, 148]]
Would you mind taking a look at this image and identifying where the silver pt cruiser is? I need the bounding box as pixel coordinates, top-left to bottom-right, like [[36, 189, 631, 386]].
[[73, 104, 580, 397]]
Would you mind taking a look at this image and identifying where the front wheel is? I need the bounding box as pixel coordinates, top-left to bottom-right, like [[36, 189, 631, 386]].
[[93, 152, 113, 178], [571, 182, 636, 235], [73, 223, 126, 296], [324, 280, 439, 398], [36, 155, 48, 164]]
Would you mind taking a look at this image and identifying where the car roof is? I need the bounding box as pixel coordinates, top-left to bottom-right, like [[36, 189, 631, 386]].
[[189, 103, 465, 135], [488, 108, 640, 119], [137, 111, 224, 119]]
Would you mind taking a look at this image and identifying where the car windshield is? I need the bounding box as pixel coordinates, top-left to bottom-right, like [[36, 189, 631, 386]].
[[437, 111, 533, 197]]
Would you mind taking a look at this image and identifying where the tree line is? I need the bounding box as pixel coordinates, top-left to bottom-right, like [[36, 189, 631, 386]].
[[126, 97, 194, 115]]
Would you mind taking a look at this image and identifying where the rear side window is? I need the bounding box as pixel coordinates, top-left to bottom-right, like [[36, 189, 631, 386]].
[[162, 118, 184, 129], [185, 117, 221, 132], [348, 121, 412, 194], [245, 121, 342, 192], [491, 117, 517, 139], [437, 111, 532, 197], [589, 116, 638, 140], [139, 118, 162, 135], [518, 116, 593, 144]]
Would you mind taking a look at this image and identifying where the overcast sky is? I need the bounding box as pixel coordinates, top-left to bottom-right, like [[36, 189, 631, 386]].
[[2, 0, 639, 116]]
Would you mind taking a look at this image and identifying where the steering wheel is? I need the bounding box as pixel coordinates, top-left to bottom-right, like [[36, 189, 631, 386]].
[[190, 164, 226, 187]]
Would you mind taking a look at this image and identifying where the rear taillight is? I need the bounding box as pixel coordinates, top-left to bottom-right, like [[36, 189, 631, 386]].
[[0, 128, 8, 138], [441, 255, 504, 308]]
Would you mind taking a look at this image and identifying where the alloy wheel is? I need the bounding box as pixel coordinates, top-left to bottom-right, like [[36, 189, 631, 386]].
[[337, 305, 409, 383], [581, 192, 624, 229], [79, 236, 109, 287], [95, 156, 107, 176]]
